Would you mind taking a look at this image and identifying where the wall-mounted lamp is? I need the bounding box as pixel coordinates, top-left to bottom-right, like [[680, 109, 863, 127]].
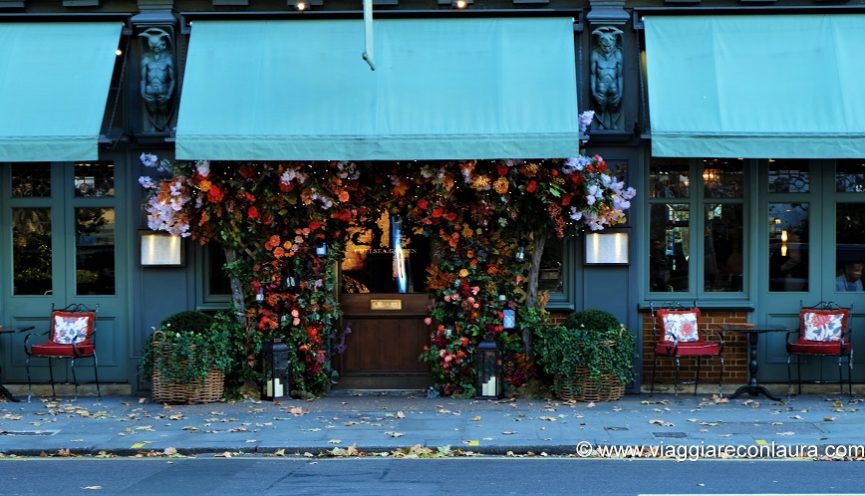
[[140, 231, 185, 267], [514, 243, 526, 263], [438, 0, 472, 8], [584, 229, 630, 265], [315, 242, 327, 257], [287, 0, 321, 10]]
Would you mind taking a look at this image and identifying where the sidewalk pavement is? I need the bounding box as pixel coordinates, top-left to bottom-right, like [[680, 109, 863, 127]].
[[1, 389, 863, 458]]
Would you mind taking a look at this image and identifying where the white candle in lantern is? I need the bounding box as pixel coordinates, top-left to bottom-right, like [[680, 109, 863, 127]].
[[274, 378, 284, 398]]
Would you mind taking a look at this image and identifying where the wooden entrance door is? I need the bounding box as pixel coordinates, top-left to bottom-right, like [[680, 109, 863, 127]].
[[335, 213, 432, 390]]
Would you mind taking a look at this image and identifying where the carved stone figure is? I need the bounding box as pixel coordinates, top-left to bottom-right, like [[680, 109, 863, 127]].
[[590, 26, 624, 131], [139, 28, 175, 133]]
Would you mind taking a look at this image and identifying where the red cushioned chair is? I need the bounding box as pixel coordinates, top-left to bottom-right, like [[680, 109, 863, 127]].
[[24, 304, 100, 401], [786, 302, 852, 396], [649, 303, 724, 396]]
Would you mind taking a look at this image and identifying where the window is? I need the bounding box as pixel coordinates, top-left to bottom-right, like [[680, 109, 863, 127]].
[[648, 158, 745, 296]]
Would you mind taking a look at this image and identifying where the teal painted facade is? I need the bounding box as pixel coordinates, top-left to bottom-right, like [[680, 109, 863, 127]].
[[1, 0, 864, 394]]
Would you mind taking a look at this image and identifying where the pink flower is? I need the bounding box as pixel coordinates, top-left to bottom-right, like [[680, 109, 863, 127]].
[[424, 317, 432, 326]]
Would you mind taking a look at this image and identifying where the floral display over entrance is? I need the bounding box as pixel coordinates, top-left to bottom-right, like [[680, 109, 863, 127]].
[[139, 112, 635, 397]]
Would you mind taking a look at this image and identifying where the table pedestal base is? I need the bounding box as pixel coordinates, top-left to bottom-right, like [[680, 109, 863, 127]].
[[729, 384, 781, 402]]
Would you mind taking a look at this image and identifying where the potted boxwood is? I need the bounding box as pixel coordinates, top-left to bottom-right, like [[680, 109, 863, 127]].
[[536, 309, 635, 401], [140, 310, 233, 403]]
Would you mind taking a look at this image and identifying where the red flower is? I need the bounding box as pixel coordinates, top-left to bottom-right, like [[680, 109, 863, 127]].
[[526, 180, 538, 193], [207, 185, 224, 203], [309, 220, 322, 231], [497, 165, 508, 177], [418, 199, 429, 210], [432, 208, 443, 218], [444, 212, 457, 222], [244, 192, 256, 202], [239, 165, 255, 179], [248, 206, 259, 219]]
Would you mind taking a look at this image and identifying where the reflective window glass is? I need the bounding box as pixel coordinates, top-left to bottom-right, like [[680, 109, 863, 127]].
[[74, 162, 115, 197], [341, 212, 431, 293], [11, 163, 51, 198], [768, 203, 809, 292], [538, 239, 563, 292], [13, 208, 52, 295], [704, 204, 743, 292], [836, 160, 865, 193], [76, 208, 115, 295], [650, 203, 689, 292], [649, 159, 689, 199], [702, 158, 743, 199], [835, 203, 865, 292], [768, 160, 809, 193]]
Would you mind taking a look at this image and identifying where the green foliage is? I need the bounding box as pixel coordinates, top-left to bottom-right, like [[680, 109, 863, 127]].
[[141, 310, 234, 386], [535, 309, 635, 387], [562, 309, 620, 334], [159, 310, 214, 334]]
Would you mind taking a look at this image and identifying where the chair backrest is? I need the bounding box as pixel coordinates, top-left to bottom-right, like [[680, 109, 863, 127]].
[[49, 304, 96, 346], [799, 302, 850, 343], [654, 306, 702, 344]]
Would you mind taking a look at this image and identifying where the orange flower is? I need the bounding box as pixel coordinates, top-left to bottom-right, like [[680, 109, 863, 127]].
[[273, 247, 285, 258], [493, 177, 509, 195], [338, 190, 350, 202], [198, 179, 212, 192], [459, 269, 469, 277], [283, 240, 293, 250]]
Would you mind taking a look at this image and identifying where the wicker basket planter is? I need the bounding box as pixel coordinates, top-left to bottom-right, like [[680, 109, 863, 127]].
[[554, 367, 624, 402], [147, 330, 226, 404], [152, 368, 225, 404]]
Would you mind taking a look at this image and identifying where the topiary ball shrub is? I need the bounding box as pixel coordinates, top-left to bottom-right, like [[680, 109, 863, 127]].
[[563, 308, 620, 331], [160, 310, 214, 333]]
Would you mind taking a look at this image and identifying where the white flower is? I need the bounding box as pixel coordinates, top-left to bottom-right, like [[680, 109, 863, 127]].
[[140, 153, 158, 168], [195, 160, 210, 178], [138, 176, 155, 189], [579, 111, 595, 135]]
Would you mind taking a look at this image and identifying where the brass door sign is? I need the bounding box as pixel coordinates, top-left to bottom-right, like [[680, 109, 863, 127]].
[[370, 299, 402, 310]]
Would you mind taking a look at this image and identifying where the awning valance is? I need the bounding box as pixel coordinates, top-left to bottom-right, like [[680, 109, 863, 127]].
[[0, 22, 123, 162], [644, 15, 865, 159], [176, 18, 579, 161]]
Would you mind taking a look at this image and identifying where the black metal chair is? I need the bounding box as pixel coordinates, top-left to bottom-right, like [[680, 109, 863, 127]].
[[786, 301, 853, 396], [649, 302, 724, 396], [24, 304, 100, 401]]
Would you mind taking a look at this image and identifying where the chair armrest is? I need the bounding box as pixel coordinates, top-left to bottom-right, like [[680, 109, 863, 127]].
[[23, 330, 48, 356], [785, 329, 800, 345]]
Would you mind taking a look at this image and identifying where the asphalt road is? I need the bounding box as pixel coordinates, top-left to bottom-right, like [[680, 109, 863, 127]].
[[1, 458, 864, 496]]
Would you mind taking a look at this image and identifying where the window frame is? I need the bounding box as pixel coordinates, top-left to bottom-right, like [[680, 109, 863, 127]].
[[643, 157, 750, 304]]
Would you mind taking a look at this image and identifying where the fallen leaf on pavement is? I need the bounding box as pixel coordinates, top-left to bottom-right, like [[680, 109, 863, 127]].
[[274, 449, 286, 456], [472, 416, 481, 421], [82, 486, 103, 490], [649, 419, 674, 427]]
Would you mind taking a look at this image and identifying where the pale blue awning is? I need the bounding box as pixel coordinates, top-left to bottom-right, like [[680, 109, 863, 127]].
[[644, 15, 865, 158], [176, 18, 579, 161], [0, 22, 123, 162]]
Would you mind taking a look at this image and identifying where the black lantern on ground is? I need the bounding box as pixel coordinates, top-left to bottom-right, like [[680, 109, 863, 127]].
[[262, 340, 290, 400], [476, 336, 501, 399]]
